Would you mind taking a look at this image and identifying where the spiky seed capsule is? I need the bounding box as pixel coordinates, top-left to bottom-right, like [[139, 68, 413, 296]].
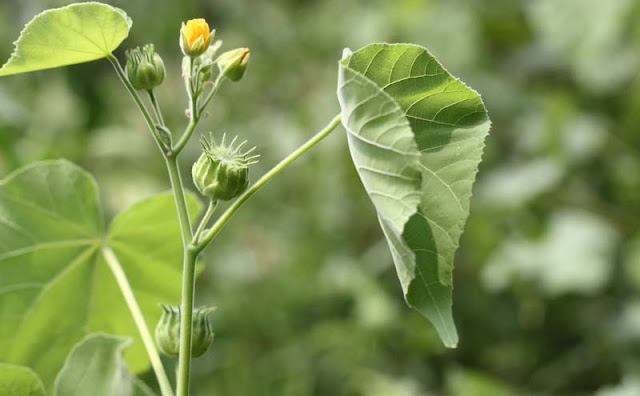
[[216, 48, 250, 82], [192, 133, 259, 201], [125, 44, 165, 91], [180, 19, 215, 58], [155, 305, 216, 357]]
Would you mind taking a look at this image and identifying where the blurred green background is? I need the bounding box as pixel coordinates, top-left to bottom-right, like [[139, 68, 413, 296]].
[[1, 0, 640, 395]]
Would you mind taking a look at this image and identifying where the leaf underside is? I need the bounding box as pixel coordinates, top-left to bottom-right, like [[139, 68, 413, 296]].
[[53, 333, 155, 396], [0, 160, 201, 391], [337, 43, 490, 347], [0, 2, 132, 77]]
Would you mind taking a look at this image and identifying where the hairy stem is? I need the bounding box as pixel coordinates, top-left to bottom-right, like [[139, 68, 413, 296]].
[[195, 113, 342, 252], [102, 245, 174, 396]]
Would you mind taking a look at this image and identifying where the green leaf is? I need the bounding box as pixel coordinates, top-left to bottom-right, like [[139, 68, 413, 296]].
[[54, 333, 155, 396], [0, 364, 45, 396], [0, 2, 132, 77], [337, 44, 490, 347], [0, 160, 201, 390]]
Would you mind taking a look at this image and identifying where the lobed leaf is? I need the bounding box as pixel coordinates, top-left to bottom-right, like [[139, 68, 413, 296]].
[[0, 2, 132, 77], [0, 160, 201, 390], [337, 44, 490, 347]]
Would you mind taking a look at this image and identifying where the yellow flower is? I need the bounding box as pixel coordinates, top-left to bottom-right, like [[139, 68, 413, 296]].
[[180, 18, 215, 57]]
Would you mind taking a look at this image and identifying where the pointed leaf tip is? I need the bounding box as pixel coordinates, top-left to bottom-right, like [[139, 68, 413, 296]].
[[337, 43, 490, 347]]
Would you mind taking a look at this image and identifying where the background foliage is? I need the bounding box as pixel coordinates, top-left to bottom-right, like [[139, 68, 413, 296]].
[[1, 0, 639, 395]]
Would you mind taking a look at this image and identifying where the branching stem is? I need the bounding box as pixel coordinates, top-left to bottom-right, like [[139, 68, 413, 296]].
[[194, 113, 342, 253]]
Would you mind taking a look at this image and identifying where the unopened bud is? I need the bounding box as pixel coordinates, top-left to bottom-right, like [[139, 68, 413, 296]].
[[155, 305, 216, 358], [216, 48, 250, 82], [125, 44, 165, 91], [180, 19, 215, 58]]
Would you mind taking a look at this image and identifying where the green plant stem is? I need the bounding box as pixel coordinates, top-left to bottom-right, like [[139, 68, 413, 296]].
[[107, 54, 166, 155], [176, 248, 197, 396], [198, 73, 225, 115], [174, 72, 224, 155], [194, 113, 342, 253], [110, 53, 198, 396], [166, 156, 193, 246], [148, 89, 165, 126], [102, 245, 174, 396], [193, 200, 217, 244]]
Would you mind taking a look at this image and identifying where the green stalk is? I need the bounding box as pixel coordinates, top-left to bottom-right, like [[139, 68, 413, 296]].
[[102, 246, 174, 396], [107, 54, 166, 155], [194, 113, 342, 252], [176, 248, 197, 396], [110, 53, 197, 395], [166, 156, 193, 245], [174, 72, 224, 155], [148, 90, 165, 126], [193, 200, 217, 244]]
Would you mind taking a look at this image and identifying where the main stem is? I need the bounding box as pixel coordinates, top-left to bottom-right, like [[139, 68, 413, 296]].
[[195, 113, 342, 252], [177, 248, 197, 396], [102, 246, 174, 396], [109, 53, 196, 395], [167, 156, 197, 396]]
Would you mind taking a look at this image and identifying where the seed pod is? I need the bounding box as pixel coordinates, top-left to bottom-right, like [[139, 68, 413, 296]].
[[192, 133, 259, 201], [155, 305, 216, 358], [191, 307, 216, 358], [125, 44, 165, 91], [155, 304, 180, 356]]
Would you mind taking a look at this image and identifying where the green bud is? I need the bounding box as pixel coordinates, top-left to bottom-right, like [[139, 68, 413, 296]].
[[216, 48, 250, 82], [192, 133, 258, 201], [191, 307, 216, 357], [155, 305, 180, 356], [155, 305, 216, 358], [125, 44, 165, 91]]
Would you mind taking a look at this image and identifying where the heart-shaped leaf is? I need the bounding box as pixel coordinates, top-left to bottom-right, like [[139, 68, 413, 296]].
[[337, 44, 490, 347], [0, 364, 45, 396], [54, 333, 155, 396], [0, 160, 201, 390], [0, 2, 132, 77]]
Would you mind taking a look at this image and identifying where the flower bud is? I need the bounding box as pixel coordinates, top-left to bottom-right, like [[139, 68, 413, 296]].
[[216, 48, 250, 82], [155, 304, 180, 356], [192, 133, 259, 201], [125, 44, 165, 91], [180, 19, 215, 58], [191, 307, 216, 357], [155, 305, 216, 358]]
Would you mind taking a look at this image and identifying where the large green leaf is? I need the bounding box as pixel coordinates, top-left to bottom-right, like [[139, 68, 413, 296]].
[[0, 160, 201, 390], [0, 364, 45, 396], [54, 333, 155, 396], [337, 44, 490, 347], [0, 2, 131, 77]]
